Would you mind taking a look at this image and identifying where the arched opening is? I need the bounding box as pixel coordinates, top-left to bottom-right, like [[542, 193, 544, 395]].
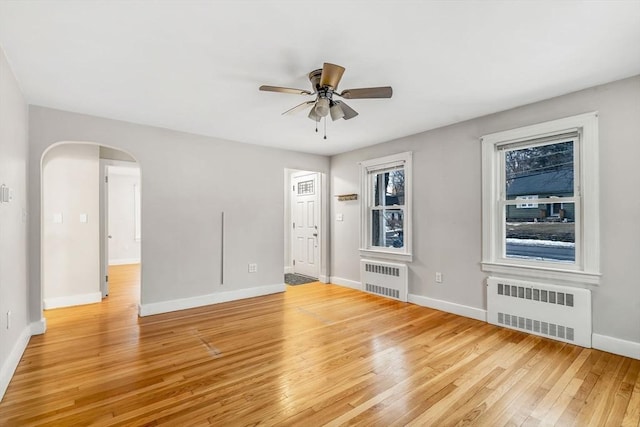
[[40, 142, 142, 311]]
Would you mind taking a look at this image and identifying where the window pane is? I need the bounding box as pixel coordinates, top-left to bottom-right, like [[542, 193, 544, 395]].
[[371, 209, 404, 248], [505, 141, 574, 200], [373, 169, 405, 207], [505, 203, 575, 262]]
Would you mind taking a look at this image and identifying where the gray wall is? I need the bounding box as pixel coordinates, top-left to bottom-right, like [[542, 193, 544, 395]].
[[0, 46, 29, 396], [42, 144, 100, 308], [330, 76, 640, 345], [28, 107, 329, 319]]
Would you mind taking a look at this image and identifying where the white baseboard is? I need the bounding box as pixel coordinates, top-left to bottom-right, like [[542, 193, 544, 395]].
[[330, 276, 362, 291], [592, 333, 640, 360], [284, 266, 294, 274], [408, 294, 487, 322], [0, 325, 31, 402], [30, 318, 47, 335], [43, 292, 102, 310], [139, 283, 286, 317], [318, 274, 329, 284], [109, 258, 141, 266]]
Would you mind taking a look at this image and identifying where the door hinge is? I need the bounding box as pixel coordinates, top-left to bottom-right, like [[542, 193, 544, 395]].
[[293, 185, 295, 191], [105, 275, 108, 282], [292, 222, 295, 229], [293, 260, 295, 266], [105, 176, 109, 183]]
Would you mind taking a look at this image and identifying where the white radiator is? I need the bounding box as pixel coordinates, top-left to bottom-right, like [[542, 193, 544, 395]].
[[487, 277, 591, 348], [360, 259, 408, 302]]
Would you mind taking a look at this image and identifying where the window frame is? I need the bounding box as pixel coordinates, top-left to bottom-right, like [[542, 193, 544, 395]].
[[360, 152, 412, 262], [481, 112, 600, 285]]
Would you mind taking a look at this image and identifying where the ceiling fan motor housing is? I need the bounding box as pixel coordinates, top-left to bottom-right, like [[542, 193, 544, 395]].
[[308, 69, 322, 91]]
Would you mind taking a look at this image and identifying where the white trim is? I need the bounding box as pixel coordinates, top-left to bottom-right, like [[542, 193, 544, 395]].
[[31, 318, 47, 335], [359, 249, 413, 262], [138, 283, 285, 317], [408, 294, 488, 322], [360, 151, 413, 261], [481, 262, 601, 286], [0, 325, 31, 401], [318, 274, 329, 284], [287, 170, 327, 281], [481, 112, 600, 284], [592, 334, 640, 360], [43, 292, 102, 309], [109, 258, 141, 266], [329, 276, 362, 291]]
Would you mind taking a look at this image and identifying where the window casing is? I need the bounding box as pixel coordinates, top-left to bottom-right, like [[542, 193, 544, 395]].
[[481, 112, 600, 285], [360, 152, 412, 261]]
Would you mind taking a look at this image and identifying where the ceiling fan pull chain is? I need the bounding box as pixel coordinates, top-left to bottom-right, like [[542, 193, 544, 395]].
[[324, 117, 327, 140]]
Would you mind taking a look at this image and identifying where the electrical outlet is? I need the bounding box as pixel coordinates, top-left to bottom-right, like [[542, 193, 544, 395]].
[[248, 263, 258, 273], [435, 272, 443, 283]]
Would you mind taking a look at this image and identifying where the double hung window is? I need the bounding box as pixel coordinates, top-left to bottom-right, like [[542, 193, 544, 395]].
[[481, 113, 600, 284], [360, 152, 412, 261]]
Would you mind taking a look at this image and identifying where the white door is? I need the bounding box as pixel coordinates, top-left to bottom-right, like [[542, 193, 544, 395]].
[[292, 172, 320, 278]]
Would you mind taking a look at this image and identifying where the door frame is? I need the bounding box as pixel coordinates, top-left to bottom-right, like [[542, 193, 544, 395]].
[[99, 159, 140, 298], [284, 168, 329, 283]]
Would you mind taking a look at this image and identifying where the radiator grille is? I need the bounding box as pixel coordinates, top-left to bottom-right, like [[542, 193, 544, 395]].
[[487, 277, 591, 348], [360, 259, 408, 302], [365, 263, 400, 277], [365, 283, 400, 299], [497, 283, 574, 307], [497, 312, 575, 341]]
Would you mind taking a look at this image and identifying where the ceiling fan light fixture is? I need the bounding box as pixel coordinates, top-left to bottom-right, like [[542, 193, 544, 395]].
[[315, 97, 330, 117], [329, 102, 344, 121], [308, 107, 321, 122]]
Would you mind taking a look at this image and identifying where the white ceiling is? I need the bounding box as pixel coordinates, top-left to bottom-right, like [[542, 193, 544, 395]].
[[1, 1, 639, 156]]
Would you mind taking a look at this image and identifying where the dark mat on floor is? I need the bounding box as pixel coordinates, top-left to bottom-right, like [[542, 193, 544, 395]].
[[285, 273, 317, 285]]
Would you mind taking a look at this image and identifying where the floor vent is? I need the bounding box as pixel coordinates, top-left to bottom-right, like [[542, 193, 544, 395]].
[[360, 259, 408, 302], [487, 277, 591, 348]]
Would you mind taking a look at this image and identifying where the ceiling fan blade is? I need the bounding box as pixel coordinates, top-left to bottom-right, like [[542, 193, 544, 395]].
[[282, 101, 315, 115], [334, 101, 358, 120], [259, 85, 313, 95], [339, 86, 393, 99], [320, 63, 346, 89]]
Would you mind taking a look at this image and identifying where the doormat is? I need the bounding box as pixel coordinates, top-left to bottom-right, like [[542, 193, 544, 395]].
[[285, 273, 317, 286]]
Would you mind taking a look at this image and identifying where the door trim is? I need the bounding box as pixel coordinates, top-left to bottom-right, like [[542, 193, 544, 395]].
[[284, 169, 328, 283]]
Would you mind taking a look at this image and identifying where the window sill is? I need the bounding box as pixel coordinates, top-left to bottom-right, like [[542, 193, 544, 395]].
[[481, 261, 601, 286], [359, 249, 412, 263]]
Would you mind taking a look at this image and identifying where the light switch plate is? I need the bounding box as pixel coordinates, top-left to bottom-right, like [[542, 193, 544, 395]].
[[80, 213, 88, 223], [336, 213, 344, 221], [53, 213, 63, 224]]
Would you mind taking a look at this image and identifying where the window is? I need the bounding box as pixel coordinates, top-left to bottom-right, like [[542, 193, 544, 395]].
[[516, 195, 539, 209], [360, 152, 412, 261], [297, 179, 314, 195], [481, 112, 600, 284]]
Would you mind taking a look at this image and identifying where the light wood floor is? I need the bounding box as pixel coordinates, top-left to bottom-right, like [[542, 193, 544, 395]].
[[1, 264, 639, 426]]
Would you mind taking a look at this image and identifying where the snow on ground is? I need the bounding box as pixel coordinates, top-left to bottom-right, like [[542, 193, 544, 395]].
[[506, 238, 575, 248]]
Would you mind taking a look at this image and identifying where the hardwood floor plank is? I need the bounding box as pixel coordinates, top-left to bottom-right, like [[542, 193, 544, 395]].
[[1, 264, 638, 426]]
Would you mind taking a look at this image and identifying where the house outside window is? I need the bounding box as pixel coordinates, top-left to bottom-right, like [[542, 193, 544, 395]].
[[481, 112, 600, 285], [360, 152, 412, 261]]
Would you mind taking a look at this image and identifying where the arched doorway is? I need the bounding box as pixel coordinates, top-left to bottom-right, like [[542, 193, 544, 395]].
[[41, 142, 141, 310]]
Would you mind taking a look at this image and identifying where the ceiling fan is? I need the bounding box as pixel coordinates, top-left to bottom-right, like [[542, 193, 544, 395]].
[[259, 63, 392, 134]]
